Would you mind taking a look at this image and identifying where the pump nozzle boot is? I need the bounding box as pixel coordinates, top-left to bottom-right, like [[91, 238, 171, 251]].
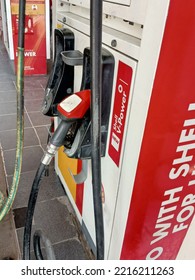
[[41, 90, 91, 166]]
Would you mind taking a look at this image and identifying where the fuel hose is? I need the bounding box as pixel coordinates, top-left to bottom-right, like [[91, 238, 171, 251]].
[[0, 0, 25, 221], [23, 121, 73, 260], [90, 0, 104, 260], [23, 162, 47, 260], [33, 230, 56, 260]]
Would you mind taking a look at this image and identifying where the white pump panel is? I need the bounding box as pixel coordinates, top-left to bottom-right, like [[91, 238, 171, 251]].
[[59, 0, 149, 25], [53, 0, 195, 260]]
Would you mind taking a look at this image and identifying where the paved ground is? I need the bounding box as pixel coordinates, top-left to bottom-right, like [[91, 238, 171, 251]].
[[0, 32, 91, 260]]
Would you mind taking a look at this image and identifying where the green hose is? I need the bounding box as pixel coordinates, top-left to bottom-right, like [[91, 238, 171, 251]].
[[0, 191, 4, 209], [0, 1, 25, 221]]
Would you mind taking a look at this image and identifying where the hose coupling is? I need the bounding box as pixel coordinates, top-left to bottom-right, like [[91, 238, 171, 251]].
[[41, 143, 58, 166]]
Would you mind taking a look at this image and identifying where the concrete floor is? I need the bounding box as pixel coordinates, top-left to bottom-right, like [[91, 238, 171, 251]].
[[0, 33, 91, 260]]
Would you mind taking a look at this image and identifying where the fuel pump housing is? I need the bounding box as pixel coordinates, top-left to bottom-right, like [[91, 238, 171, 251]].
[[48, 0, 195, 260]]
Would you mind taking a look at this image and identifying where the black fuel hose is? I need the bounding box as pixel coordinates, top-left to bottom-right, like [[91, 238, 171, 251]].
[[33, 231, 44, 260], [90, 0, 104, 260], [23, 120, 73, 260], [23, 162, 46, 260], [33, 230, 56, 260]]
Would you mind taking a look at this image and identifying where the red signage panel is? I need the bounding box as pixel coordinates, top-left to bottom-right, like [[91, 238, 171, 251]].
[[121, 0, 195, 260], [11, 0, 47, 75], [108, 61, 133, 167]]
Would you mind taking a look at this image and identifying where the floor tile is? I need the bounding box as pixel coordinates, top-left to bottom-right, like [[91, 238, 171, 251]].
[[0, 90, 16, 103], [35, 126, 50, 145], [0, 81, 16, 91], [8, 170, 37, 209], [25, 99, 44, 113], [0, 72, 15, 80], [28, 111, 51, 127], [9, 167, 65, 209], [36, 76, 48, 89], [34, 199, 77, 244], [23, 77, 45, 90], [0, 67, 14, 76], [37, 170, 65, 202], [0, 101, 16, 115], [0, 113, 31, 131], [0, 127, 39, 151], [24, 89, 45, 100], [3, 146, 44, 176], [52, 239, 89, 260]]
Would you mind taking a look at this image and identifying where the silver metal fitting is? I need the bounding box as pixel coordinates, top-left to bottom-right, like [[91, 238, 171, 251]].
[[41, 143, 58, 166]]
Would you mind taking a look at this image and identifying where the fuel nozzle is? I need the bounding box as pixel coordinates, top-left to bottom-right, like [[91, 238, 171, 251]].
[[41, 90, 91, 166]]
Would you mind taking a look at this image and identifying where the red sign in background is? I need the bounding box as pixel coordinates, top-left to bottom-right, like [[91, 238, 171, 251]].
[[121, 0, 195, 260], [108, 61, 133, 167], [11, 0, 47, 75]]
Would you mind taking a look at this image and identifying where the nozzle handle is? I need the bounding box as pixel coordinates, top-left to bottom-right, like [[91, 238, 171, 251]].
[[49, 120, 73, 147]]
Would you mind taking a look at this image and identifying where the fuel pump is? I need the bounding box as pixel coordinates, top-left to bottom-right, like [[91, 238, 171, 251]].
[[22, 0, 195, 260]]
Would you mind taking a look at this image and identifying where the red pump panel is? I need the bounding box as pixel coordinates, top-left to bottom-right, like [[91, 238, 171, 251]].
[[121, 0, 195, 260]]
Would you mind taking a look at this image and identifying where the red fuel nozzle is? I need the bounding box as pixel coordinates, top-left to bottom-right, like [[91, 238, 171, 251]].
[[57, 89, 91, 121], [41, 90, 91, 165]]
